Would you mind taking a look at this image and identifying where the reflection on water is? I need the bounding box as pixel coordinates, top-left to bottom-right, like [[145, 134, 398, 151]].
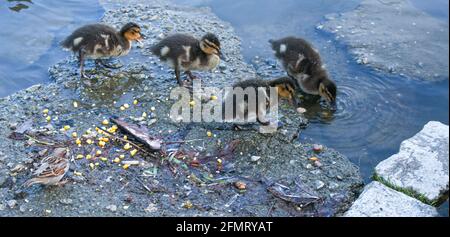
[[6, 0, 33, 12], [0, 0, 103, 97]]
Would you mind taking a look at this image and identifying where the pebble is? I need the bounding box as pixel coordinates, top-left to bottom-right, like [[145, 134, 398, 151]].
[[7, 199, 17, 209], [313, 144, 323, 153], [106, 204, 117, 212], [250, 156, 261, 162], [60, 198, 73, 205], [315, 181, 325, 190]]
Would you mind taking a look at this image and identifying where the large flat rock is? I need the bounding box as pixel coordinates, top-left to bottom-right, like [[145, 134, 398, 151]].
[[344, 182, 439, 217], [375, 121, 449, 204], [319, 0, 449, 81]]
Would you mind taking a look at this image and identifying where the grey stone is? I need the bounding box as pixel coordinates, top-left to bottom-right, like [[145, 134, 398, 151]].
[[7, 200, 17, 209], [344, 182, 439, 217], [375, 121, 449, 202]]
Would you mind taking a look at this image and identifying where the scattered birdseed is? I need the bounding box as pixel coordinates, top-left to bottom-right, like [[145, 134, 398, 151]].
[[124, 143, 132, 150], [42, 109, 49, 114], [100, 157, 108, 162], [73, 101, 78, 108], [130, 149, 138, 156], [96, 150, 102, 156], [133, 100, 138, 105], [207, 131, 212, 137], [124, 103, 130, 109], [122, 164, 130, 170], [72, 132, 78, 138], [150, 106, 156, 111], [86, 155, 92, 160], [76, 154, 84, 160], [113, 158, 120, 163], [102, 119, 109, 125], [89, 163, 95, 169], [63, 125, 71, 131]]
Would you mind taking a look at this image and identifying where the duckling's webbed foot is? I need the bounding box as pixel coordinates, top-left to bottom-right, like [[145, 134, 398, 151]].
[[95, 59, 123, 69], [185, 71, 197, 81]]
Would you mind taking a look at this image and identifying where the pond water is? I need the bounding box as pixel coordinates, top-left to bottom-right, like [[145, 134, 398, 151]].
[[0, 0, 448, 215]]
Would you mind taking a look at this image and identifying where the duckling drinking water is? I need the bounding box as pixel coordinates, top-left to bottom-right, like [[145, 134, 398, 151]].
[[61, 22, 144, 78], [222, 76, 298, 126], [151, 33, 224, 86], [269, 36, 337, 102]]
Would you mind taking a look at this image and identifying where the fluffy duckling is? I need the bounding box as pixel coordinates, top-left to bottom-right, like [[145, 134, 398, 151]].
[[223, 77, 298, 125], [61, 22, 144, 78], [23, 148, 70, 187], [269, 36, 337, 102], [151, 33, 224, 86]]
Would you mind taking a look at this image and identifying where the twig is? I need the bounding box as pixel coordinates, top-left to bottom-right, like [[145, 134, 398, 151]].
[[163, 139, 204, 145], [97, 127, 159, 159], [25, 134, 56, 146]]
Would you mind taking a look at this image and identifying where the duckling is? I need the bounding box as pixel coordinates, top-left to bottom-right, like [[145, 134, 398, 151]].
[[222, 76, 298, 125], [151, 33, 224, 86], [269, 36, 337, 102], [61, 22, 144, 78]]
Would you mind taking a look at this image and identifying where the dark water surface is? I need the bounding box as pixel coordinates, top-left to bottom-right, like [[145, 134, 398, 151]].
[[0, 0, 103, 97], [0, 0, 448, 215]]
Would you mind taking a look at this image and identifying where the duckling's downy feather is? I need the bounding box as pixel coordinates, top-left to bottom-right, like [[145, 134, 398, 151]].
[[61, 24, 130, 59], [151, 34, 217, 70]]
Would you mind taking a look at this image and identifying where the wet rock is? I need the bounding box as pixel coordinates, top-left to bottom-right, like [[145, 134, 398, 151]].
[[320, 0, 449, 80], [375, 121, 449, 204], [344, 182, 439, 217]]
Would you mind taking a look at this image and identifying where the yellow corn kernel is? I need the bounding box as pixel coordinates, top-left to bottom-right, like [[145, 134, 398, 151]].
[[123, 143, 132, 150], [75, 139, 81, 145], [309, 157, 319, 162], [98, 141, 106, 147], [119, 154, 125, 159], [45, 116, 51, 122], [102, 119, 109, 125], [189, 101, 195, 106], [86, 139, 93, 145], [133, 99, 138, 105], [207, 131, 212, 137], [86, 154, 92, 160], [63, 125, 71, 131], [210, 95, 218, 100], [42, 109, 49, 114], [113, 158, 121, 163], [72, 132, 78, 138], [130, 149, 138, 157], [96, 150, 102, 156], [123, 103, 130, 109], [100, 157, 108, 162], [89, 163, 95, 169], [122, 164, 130, 170], [123, 135, 128, 140], [76, 154, 84, 160], [217, 159, 222, 164]]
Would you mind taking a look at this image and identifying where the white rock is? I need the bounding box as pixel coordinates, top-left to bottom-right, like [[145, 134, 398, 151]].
[[250, 156, 261, 162], [344, 182, 439, 217], [375, 121, 449, 202]]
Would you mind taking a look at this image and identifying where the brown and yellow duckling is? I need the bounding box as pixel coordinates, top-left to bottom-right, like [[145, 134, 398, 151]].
[[269, 36, 337, 103], [151, 33, 224, 86], [61, 22, 144, 78], [222, 76, 298, 125]]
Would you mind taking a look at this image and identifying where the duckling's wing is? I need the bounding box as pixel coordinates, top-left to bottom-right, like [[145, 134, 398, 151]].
[[61, 24, 117, 52], [151, 34, 198, 59]]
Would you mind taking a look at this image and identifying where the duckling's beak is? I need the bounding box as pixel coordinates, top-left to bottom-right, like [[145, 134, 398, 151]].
[[218, 50, 226, 60]]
